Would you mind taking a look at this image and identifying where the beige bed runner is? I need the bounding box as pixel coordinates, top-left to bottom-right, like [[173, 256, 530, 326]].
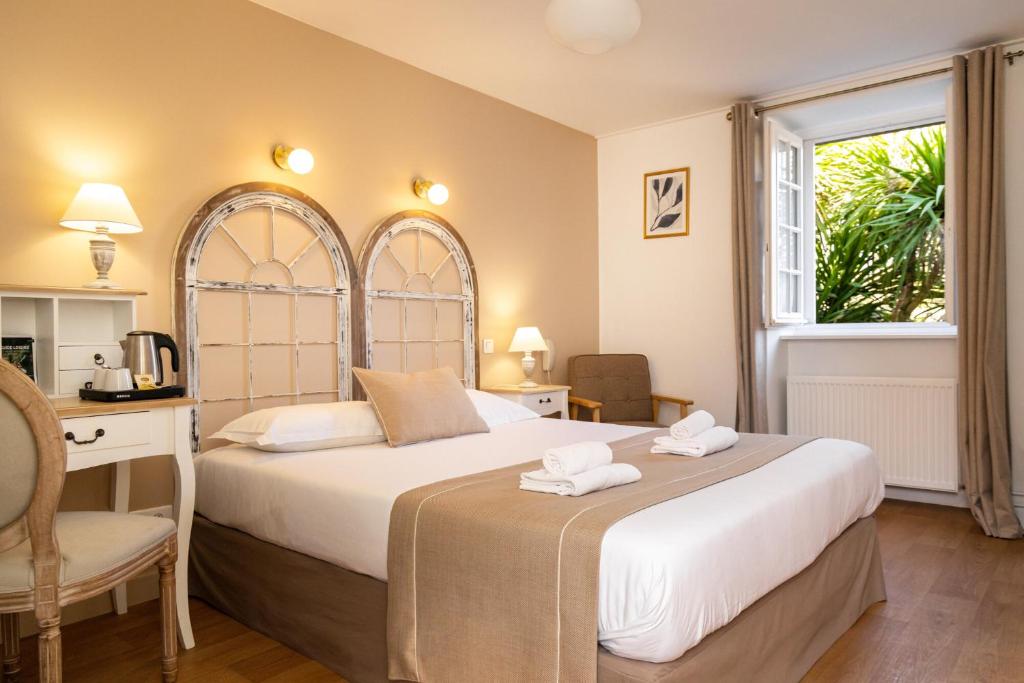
[[387, 430, 815, 682]]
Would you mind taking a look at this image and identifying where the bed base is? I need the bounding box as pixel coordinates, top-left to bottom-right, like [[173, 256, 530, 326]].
[[189, 514, 885, 683]]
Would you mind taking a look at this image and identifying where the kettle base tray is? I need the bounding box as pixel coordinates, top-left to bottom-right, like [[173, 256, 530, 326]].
[[79, 385, 186, 402]]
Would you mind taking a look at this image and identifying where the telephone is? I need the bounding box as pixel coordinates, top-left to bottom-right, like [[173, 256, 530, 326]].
[[542, 338, 556, 382]]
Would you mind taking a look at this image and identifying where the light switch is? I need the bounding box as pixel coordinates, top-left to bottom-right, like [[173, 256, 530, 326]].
[[482, 338, 495, 354]]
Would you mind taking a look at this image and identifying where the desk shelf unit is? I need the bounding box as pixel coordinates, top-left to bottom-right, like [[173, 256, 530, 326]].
[[0, 285, 143, 397]]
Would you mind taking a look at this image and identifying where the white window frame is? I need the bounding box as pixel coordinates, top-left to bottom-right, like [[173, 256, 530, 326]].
[[767, 102, 955, 332], [765, 118, 808, 325]]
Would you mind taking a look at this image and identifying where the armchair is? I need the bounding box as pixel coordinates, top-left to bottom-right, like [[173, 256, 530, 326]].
[[567, 354, 693, 427]]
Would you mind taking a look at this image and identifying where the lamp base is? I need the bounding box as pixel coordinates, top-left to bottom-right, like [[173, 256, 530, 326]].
[[518, 351, 538, 388], [85, 231, 122, 289]]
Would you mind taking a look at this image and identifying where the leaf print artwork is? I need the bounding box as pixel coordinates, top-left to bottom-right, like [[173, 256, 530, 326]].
[[643, 167, 690, 238]]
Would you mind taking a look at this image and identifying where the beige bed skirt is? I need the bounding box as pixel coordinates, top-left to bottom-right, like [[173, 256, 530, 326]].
[[189, 514, 885, 683]]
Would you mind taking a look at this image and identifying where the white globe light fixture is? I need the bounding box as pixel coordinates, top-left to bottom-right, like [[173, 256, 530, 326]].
[[545, 0, 642, 55]]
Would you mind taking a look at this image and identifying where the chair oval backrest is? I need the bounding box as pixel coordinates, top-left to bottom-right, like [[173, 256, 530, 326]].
[[0, 359, 66, 558], [0, 390, 38, 531]]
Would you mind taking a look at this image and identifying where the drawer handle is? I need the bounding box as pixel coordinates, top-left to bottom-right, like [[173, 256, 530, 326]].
[[65, 428, 105, 445], [93, 353, 105, 366], [539, 398, 552, 404]]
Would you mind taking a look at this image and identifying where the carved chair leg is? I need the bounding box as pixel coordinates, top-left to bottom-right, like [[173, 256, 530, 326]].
[[158, 557, 178, 683], [36, 616, 61, 683], [1, 612, 20, 681]]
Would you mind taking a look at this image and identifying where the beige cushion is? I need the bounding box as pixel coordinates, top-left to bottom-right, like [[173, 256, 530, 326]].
[[0, 511, 176, 593], [0, 392, 37, 530], [353, 367, 489, 447]]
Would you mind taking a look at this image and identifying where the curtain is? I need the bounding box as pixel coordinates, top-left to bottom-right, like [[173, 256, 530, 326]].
[[730, 103, 769, 433], [951, 48, 1023, 539]]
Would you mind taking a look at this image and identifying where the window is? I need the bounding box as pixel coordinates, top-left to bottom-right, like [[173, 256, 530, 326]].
[[767, 108, 950, 327]]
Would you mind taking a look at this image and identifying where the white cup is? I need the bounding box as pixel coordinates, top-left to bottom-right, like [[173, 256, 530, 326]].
[[88, 368, 111, 391], [106, 368, 134, 391]]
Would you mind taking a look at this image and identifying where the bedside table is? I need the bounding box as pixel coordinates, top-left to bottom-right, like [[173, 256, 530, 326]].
[[50, 395, 197, 649], [483, 384, 571, 419]]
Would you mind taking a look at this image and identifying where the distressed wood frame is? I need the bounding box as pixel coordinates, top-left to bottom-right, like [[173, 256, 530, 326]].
[[172, 182, 360, 451], [357, 210, 479, 391]]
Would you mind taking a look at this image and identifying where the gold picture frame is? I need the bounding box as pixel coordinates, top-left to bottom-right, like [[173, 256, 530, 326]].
[[643, 166, 690, 239]]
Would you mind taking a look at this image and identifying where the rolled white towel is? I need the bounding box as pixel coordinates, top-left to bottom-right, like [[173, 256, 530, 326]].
[[520, 463, 642, 496], [668, 409, 715, 440], [651, 426, 739, 457], [542, 441, 613, 476]]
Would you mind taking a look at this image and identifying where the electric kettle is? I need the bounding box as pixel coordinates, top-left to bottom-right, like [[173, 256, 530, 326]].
[[120, 331, 180, 386]]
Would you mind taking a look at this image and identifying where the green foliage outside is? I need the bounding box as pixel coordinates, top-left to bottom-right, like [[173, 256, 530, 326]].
[[814, 123, 946, 323]]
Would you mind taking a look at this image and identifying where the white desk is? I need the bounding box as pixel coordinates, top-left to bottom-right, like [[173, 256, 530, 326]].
[[51, 396, 197, 650]]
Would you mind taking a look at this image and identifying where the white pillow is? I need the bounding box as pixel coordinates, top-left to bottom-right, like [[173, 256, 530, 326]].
[[212, 401, 385, 452], [466, 389, 539, 428]]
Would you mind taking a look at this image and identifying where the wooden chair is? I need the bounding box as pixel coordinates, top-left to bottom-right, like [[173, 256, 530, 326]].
[[567, 354, 693, 427], [0, 359, 179, 682]]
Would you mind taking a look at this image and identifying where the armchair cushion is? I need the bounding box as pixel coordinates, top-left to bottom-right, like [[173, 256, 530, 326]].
[[0, 511, 175, 593], [568, 354, 654, 423]]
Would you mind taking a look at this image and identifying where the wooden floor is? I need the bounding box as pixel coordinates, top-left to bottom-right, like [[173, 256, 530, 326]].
[[8, 500, 1024, 682]]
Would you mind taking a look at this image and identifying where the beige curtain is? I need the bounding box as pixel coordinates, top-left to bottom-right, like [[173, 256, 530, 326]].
[[951, 48, 1023, 539], [731, 103, 769, 433]]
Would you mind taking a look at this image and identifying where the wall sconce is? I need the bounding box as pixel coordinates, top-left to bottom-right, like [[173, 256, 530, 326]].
[[413, 177, 449, 206], [273, 145, 315, 175]]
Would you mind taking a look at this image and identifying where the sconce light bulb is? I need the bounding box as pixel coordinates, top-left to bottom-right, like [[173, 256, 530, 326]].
[[426, 182, 449, 205], [287, 147, 315, 175]]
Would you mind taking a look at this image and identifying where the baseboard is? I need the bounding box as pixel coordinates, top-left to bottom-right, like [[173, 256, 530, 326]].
[[1014, 492, 1024, 525], [132, 504, 174, 519], [885, 485, 968, 508]]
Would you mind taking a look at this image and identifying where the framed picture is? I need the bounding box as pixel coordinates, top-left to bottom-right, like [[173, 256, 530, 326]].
[[643, 167, 690, 239]]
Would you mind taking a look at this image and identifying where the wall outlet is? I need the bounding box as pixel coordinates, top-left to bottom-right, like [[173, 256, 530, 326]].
[[482, 338, 495, 354]]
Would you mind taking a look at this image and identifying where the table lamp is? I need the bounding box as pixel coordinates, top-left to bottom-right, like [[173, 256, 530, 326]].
[[508, 326, 549, 388], [60, 183, 143, 289]]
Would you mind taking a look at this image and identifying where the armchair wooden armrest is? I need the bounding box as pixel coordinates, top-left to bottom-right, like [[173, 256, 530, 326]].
[[651, 394, 695, 421], [568, 395, 603, 423]]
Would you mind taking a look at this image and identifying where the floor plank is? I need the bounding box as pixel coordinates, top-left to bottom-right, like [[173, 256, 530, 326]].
[[7, 501, 1024, 682]]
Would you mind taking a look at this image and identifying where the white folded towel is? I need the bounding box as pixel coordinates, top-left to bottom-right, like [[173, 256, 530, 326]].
[[520, 463, 642, 497], [651, 426, 739, 457], [542, 441, 613, 476], [668, 410, 715, 440]]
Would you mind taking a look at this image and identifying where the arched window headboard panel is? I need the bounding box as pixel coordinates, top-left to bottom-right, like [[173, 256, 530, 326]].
[[358, 210, 479, 389], [173, 182, 360, 452]]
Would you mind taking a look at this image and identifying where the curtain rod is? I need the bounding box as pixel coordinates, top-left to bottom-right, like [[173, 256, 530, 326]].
[[726, 48, 1024, 121]]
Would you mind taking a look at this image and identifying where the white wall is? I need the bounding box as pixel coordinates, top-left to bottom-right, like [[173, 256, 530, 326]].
[[597, 46, 1024, 519], [597, 112, 736, 425]]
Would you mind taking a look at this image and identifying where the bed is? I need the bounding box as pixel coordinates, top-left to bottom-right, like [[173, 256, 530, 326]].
[[173, 184, 886, 682]]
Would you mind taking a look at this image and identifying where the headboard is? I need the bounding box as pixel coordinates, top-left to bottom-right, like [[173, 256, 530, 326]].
[[173, 182, 359, 451], [358, 210, 479, 388]]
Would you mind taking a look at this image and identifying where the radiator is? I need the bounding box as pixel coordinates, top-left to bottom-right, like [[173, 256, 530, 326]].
[[787, 375, 958, 492]]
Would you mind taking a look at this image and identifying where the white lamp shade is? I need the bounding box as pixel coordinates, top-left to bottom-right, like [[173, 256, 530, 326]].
[[508, 326, 549, 353], [60, 183, 143, 234], [545, 0, 642, 55]]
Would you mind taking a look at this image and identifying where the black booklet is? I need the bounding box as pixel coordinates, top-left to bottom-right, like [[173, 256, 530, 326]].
[[1, 336, 35, 381]]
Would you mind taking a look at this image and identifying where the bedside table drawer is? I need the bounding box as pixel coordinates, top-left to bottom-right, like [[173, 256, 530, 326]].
[[61, 411, 153, 455], [522, 391, 563, 415]]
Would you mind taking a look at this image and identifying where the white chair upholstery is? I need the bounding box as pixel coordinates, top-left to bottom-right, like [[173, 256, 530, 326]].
[[0, 512, 175, 593]]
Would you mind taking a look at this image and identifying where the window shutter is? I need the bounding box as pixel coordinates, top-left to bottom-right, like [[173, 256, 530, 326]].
[[766, 118, 807, 325]]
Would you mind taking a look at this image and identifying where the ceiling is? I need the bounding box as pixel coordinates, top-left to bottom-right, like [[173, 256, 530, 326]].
[[249, 0, 1024, 136]]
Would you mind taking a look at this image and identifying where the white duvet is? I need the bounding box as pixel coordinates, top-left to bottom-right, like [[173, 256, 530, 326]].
[[194, 417, 883, 663]]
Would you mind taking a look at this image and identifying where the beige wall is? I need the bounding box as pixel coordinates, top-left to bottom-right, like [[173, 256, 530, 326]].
[[597, 112, 738, 426], [0, 0, 598, 623]]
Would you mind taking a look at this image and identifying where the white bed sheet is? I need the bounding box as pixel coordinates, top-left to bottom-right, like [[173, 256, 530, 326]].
[[194, 418, 883, 663]]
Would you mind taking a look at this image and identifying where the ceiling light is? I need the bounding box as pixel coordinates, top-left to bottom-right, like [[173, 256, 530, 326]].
[[273, 145, 315, 174], [545, 0, 641, 55], [413, 177, 449, 206]]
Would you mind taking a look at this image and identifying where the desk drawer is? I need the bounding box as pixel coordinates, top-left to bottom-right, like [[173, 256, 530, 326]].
[[61, 411, 153, 455]]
